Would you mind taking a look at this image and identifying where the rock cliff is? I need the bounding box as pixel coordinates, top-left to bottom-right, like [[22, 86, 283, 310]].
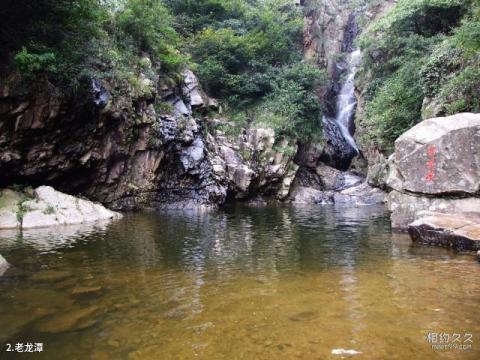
[[0, 66, 298, 210]]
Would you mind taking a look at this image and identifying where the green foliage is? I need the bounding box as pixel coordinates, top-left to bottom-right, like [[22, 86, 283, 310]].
[[116, 0, 186, 74], [441, 65, 480, 114], [363, 61, 425, 152], [188, 0, 304, 102], [4, 0, 322, 142], [174, 0, 320, 140], [371, 0, 466, 36], [43, 205, 56, 215], [359, 0, 479, 153], [14, 47, 57, 80], [453, 17, 480, 53]]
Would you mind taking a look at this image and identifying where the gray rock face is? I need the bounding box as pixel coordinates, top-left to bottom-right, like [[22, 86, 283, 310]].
[[389, 113, 480, 195], [366, 152, 389, 190], [387, 113, 480, 230], [216, 128, 299, 200], [0, 64, 299, 210]]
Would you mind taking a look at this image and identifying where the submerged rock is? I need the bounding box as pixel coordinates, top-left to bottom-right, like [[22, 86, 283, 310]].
[[408, 212, 480, 251], [288, 311, 318, 322], [32, 270, 72, 283], [0, 186, 122, 230], [71, 286, 103, 297]]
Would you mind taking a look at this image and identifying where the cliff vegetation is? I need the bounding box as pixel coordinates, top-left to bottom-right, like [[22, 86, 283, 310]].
[[358, 0, 480, 153]]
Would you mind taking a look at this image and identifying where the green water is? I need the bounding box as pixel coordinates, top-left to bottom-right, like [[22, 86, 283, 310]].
[[0, 204, 479, 359]]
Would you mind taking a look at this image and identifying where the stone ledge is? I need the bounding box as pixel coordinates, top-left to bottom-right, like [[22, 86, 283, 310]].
[[408, 212, 480, 251]]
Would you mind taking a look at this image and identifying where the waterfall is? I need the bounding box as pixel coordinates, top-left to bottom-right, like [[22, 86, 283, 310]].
[[323, 49, 362, 154]]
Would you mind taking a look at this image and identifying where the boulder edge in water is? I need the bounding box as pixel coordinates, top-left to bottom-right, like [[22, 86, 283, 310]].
[[0, 186, 122, 230]]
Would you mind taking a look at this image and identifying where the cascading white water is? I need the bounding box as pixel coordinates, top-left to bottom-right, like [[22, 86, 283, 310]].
[[323, 49, 362, 154]]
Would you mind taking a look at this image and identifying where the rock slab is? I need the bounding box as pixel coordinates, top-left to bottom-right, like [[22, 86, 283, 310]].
[[408, 213, 480, 251], [0, 186, 122, 230]]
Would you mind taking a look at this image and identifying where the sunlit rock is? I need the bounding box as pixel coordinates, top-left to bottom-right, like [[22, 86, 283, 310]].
[[0, 186, 121, 230], [388, 190, 480, 229]]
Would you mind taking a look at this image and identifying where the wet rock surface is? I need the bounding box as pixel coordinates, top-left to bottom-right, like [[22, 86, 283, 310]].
[[334, 182, 386, 206], [290, 186, 334, 205]]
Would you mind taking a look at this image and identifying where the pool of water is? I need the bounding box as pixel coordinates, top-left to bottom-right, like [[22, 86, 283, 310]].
[[0, 204, 479, 359]]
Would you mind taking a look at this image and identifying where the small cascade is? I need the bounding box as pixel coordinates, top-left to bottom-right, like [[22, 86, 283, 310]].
[[323, 49, 362, 155]]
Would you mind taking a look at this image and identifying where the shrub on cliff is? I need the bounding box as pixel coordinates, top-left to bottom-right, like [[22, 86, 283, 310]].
[[116, 0, 186, 74]]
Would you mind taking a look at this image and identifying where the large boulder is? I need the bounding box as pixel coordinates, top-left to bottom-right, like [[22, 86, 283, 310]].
[[315, 164, 363, 191], [0, 186, 122, 230], [408, 212, 480, 251], [387, 113, 480, 230], [388, 113, 480, 195]]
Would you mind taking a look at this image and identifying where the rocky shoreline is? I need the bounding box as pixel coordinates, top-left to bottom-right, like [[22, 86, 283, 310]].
[[0, 186, 121, 230]]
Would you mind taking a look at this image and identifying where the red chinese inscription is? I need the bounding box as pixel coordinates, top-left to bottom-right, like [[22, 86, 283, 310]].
[[425, 144, 436, 182]]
